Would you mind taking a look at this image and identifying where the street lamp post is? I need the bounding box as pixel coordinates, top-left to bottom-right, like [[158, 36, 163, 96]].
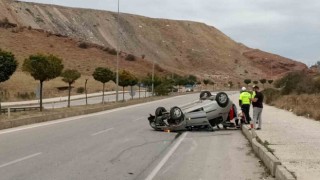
[[152, 60, 155, 96], [115, 0, 120, 102]]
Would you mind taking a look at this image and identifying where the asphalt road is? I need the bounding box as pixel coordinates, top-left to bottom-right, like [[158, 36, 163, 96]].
[[43, 92, 151, 109], [0, 93, 273, 180]]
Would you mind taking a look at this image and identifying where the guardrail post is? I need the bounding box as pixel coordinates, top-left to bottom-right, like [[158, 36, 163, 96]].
[[8, 107, 10, 119]]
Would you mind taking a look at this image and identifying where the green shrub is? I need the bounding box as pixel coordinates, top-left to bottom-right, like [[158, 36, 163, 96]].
[[155, 83, 171, 96], [25, 8, 34, 16], [78, 42, 89, 49], [125, 54, 136, 61], [77, 87, 85, 94], [15, 92, 35, 100], [108, 48, 117, 55], [0, 17, 17, 28], [103, 47, 110, 52], [35, 17, 44, 23], [0, 89, 10, 101], [262, 88, 281, 105], [274, 71, 317, 95]]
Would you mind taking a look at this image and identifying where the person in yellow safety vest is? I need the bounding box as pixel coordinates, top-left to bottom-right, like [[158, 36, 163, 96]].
[[239, 87, 252, 124]]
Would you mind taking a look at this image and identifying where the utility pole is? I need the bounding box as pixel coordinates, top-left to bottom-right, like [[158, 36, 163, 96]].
[[115, 0, 120, 102], [171, 72, 174, 93], [85, 79, 88, 105], [152, 60, 155, 96]]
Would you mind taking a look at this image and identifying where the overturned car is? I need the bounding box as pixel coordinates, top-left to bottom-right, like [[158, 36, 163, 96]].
[[148, 91, 237, 131]]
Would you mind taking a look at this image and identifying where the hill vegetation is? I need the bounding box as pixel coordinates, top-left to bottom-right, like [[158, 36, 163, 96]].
[[263, 70, 320, 120]]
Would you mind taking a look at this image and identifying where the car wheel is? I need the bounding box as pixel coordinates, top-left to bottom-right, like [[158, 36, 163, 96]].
[[155, 107, 167, 116], [215, 92, 229, 107], [170, 106, 183, 121], [200, 91, 211, 100]]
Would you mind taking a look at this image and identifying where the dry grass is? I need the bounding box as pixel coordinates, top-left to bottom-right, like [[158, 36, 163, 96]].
[[272, 94, 320, 120]]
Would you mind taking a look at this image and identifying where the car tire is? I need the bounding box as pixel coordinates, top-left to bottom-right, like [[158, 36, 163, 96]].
[[215, 92, 229, 108], [170, 106, 183, 121], [155, 107, 167, 116], [200, 91, 211, 99]]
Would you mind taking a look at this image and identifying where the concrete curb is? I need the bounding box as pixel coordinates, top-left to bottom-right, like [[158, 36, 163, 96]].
[[275, 165, 296, 180], [241, 125, 296, 180]]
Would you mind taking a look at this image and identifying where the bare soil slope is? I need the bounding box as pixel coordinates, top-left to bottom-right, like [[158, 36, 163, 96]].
[[0, 0, 308, 100], [0, 27, 155, 100]]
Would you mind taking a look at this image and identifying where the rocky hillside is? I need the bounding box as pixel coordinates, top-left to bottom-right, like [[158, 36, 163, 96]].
[[0, 0, 307, 83]]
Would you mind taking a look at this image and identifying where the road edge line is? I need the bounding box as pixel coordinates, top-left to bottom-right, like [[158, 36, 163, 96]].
[[144, 132, 187, 180]]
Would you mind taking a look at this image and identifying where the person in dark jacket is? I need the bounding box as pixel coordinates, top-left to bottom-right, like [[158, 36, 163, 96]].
[[251, 85, 264, 130]]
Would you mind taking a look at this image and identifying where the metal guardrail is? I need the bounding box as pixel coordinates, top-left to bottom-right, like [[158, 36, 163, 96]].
[[1, 106, 41, 113]]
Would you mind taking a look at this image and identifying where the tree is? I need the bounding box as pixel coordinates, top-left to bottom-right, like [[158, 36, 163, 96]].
[[237, 82, 241, 89], [0, 49, 18, 114], [174, 75, 186, 92], [92, 67, 114, 104], [253, 80, 259, 85], [186, 75, 197, 86], [119, 70, 135, 101], [85, 79, 88, 105], [23, 54, 64, 111], [128, 74, 138, 99], [203, 79, 210, 90], [155, 78, 172, 96], [228, 81, 233, 89], [244, 79, 251, 88], [259, 79, 267, 88], [268, 80, 274, 85], [61, 69, 81, 107], [209, 81, 215, 91], [142, 73, 162, 94]]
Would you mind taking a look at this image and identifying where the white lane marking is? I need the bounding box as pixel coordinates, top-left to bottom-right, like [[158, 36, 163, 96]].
[[91, 128, 114, 136], [132, 117, 145, 122], [0, 152, 42, 169], [0, 95, 188, 135], [145, 132, 188, 180]]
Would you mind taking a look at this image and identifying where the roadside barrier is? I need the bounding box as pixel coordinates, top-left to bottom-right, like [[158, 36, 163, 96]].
[[241, 125, 296, 180]]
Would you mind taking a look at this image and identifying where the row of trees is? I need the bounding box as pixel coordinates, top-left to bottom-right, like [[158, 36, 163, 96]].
[[244, 79, 274, 88], [0, 49, 195, 114], [1, 49, 201, 113], [139, 74, 198, 95], [0, 49, 141, 111], [201, 78, 274, 91], [23, 54, 141, 110]]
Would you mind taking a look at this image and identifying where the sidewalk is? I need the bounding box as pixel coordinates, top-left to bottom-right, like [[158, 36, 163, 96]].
[[231, 94, 320, 180], [256, 104, 320, 180]]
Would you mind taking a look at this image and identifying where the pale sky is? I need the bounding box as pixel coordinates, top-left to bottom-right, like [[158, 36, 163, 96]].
[[21, 0, 320, 66]]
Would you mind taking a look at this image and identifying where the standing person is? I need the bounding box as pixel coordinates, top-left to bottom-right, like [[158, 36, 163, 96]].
[[239, 87, 252, 124], [251, 85, 264, 130]]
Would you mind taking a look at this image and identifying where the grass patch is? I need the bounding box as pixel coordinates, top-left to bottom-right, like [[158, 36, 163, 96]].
[[272, 94, 320, 121]]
